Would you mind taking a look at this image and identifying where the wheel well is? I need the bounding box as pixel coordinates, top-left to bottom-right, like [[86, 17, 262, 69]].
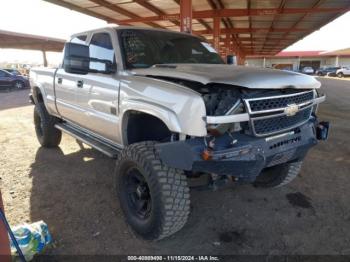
[[125, 111, 172, 145], [33, 87, 44, 103]]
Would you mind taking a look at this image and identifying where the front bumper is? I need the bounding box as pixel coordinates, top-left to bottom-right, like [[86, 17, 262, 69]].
[[156, 119, 328, 182]]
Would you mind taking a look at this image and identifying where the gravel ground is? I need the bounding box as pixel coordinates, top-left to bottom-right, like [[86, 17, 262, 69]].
[[0, 78, 349, 257]]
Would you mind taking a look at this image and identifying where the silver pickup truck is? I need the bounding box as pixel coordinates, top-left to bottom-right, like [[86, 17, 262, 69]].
[[30, 26, 329, 240]]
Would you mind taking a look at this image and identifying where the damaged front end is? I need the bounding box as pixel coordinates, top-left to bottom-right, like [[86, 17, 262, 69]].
[[156, 84, 328, 184]]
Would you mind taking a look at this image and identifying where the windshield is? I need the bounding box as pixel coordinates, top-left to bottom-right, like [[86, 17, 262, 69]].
[[119, 29, 224, 69]]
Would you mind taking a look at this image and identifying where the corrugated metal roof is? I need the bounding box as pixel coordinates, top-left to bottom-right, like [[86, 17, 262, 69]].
[[43, 0, 350, 56]]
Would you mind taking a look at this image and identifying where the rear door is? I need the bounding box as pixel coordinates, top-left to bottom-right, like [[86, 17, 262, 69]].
[[55, 35, 89, 124], [73, 31, 120, 144]]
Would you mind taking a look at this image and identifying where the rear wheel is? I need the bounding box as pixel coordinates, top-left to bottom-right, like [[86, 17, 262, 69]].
[[34, 103, 62, 147], [115, 142, 190, 240], [337, 72, 344, 78], [253, 161, 303, 188]]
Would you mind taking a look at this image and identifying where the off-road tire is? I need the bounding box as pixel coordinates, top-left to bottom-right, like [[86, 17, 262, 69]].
[[33, 103, 62, 147], [115, 142, 190, 241], [253, 161, 303, 188]]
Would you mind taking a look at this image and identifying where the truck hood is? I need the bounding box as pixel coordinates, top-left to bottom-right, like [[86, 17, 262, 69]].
[[132, 64, 321, 89]]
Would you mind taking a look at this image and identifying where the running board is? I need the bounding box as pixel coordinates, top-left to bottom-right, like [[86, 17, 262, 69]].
[[55, 123, 121, 158]]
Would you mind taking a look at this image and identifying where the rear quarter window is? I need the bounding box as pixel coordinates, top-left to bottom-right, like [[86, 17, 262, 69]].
[[71, 35, 87, 44]]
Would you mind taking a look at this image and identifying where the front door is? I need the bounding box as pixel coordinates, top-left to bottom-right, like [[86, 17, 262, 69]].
[[74, 32, 121, 144], [54, 68, 82, 124]]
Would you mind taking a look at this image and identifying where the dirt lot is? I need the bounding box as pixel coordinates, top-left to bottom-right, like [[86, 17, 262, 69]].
[[0, 78, 350, 257]]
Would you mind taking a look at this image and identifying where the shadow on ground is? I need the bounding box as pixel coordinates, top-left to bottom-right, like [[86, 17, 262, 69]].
[[28, 141, 350, 257]]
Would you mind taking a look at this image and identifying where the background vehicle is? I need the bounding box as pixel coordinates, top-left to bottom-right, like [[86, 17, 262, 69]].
[[336, 67, 350, 78], [301, 66, 314, 74], [0, 69, 29, 90], [315, 66, 340, 76], [29, 26, 329, 241], [2, 68, 22, 76]]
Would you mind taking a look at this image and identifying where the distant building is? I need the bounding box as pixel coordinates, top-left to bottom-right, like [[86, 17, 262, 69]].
[[246, 48, 350, 71]]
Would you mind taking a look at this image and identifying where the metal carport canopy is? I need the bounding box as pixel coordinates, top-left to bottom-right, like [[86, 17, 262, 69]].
[[0, 29, 65, 52], [0, 29, 65, 66], [45, 0, 349, 64]]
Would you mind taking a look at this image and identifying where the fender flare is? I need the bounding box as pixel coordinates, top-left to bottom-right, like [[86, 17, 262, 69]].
[[119, 99, 183, 144], [31, 85, 46, 104]]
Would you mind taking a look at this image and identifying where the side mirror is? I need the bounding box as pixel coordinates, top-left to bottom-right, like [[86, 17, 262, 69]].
[[90, 58, 116, 74], [63, 42, 90, 75], [63, 42, 116, 75]]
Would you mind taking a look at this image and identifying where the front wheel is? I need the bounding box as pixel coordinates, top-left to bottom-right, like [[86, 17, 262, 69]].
[[253, 161, 303, 188], [115, 142, 190, 241]]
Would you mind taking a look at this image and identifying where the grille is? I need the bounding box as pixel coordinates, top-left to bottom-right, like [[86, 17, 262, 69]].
[[248, 91, 314, 112], [252, 107, 312, 136]]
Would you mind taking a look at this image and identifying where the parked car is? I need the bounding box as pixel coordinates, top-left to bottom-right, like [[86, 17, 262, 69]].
[[336, 67, 350, 78], [2, 68, 22, 76], [29, 26, 329, 241], [301, 67, 314, 75], [315, 66, 340, 76], [0, 69, 29, 90]]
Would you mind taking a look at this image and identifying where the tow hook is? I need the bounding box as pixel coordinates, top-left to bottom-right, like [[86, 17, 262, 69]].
[[316, 121, 330, 140]]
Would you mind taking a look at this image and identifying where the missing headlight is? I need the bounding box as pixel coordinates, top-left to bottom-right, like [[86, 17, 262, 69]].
[[207, 102, 244, 136]]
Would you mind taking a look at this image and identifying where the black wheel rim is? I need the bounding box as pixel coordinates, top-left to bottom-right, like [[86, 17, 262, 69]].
[[124, 167, 152, 219]]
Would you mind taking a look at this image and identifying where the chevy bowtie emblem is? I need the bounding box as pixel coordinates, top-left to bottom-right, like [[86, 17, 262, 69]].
[[284, 104, 299, 116]]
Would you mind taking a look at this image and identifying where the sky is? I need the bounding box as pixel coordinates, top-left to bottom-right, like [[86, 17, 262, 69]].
[[0, 0, 107, 65], [285, 11, 350, 52], [0, 0, 350, 64]]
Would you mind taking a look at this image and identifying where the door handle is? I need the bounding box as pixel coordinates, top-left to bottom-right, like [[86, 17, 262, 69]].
[[77, 80, 84, 88], [57, 78, 62, 84]]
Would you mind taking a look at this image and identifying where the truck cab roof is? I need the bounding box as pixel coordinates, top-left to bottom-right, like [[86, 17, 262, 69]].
[[70, 25, 201, 40]]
